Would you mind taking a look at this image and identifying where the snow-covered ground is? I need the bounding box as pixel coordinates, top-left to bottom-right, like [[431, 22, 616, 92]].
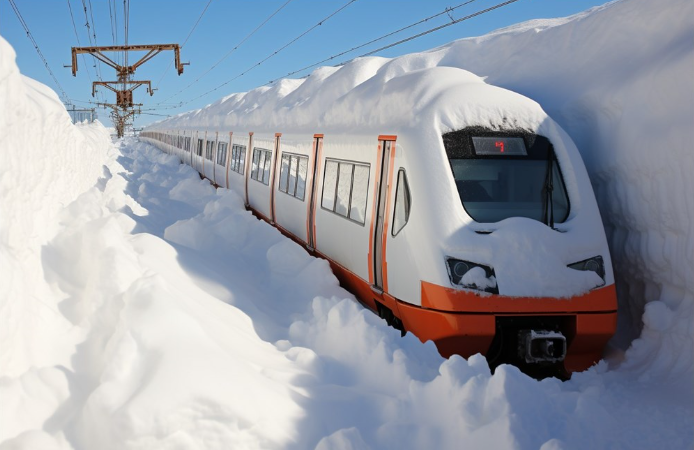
[[1, 0, 692, 449]]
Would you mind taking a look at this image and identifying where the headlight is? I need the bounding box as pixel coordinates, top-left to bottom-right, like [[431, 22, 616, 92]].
[[568, 256, 605, 286], [445, 258, 498, 294]]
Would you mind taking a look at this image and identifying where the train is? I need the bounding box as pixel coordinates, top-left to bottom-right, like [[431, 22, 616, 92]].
[[140, 64, 617, 377]]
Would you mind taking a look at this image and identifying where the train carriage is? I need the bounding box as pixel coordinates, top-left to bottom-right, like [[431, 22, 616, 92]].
[[140, 65, 617, 376]]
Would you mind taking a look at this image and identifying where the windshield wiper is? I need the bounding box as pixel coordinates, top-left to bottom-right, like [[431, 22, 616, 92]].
[[543, 150, 555, 228]]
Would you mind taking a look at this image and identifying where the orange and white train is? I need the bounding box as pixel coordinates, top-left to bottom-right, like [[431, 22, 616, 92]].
[[140, 68, 617, 376]]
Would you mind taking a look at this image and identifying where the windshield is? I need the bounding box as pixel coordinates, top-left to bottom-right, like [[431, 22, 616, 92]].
[[450, 158, 569, 224], [444, 129, 570, 225]]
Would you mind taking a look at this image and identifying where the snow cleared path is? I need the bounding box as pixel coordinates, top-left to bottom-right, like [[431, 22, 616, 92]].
[[5, 135, 688, 449]]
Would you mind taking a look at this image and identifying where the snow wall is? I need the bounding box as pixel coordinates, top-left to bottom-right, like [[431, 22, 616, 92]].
[[152, 0, 694, 380], [0, 36, 111, 376]]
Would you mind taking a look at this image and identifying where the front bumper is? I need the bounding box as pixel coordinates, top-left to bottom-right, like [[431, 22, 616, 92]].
[[397, 283, 617, 373]]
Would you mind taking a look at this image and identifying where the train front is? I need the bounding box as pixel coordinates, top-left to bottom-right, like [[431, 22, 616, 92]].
[[394, 72, 617, 376]]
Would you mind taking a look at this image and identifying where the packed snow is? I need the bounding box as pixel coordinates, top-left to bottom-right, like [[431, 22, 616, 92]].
[[1, 0, 692, 449]]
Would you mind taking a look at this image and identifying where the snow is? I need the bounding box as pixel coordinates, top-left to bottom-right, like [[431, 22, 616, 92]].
[[1, 0, 693, 449]]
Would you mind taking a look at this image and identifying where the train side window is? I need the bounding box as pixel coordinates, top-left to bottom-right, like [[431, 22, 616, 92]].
[[251, 147, 272, 185], [197, 139, 204, 156], [279, 154, 290, 193], [321, 158, 370, 225], [335, 163, 352, 217], [288, 156, 299, 196], [205, 140, 215, 161], [278, 153, 308, 200], [230, 144, 246, 174], [351, 164, 370, 224], [392, 169, 411, 236], [322, 160, 338, 210], [217, 142, 228, 165], [238, 145, 246, 174], [296, 156, 308, 201], [262, 151, 272, 184]]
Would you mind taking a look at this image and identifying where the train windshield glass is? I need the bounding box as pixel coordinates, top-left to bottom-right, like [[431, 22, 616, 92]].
[[450, 158, 569, 224]]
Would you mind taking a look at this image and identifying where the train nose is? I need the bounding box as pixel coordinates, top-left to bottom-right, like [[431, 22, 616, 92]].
[[519, 330, 567, 363]]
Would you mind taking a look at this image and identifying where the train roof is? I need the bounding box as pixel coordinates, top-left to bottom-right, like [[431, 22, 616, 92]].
[[149, 49, 552, 138]]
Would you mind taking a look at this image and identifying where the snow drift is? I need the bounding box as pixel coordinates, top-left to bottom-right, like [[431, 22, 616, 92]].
[[151, 0, 694, 381], [1, 0, 693, 448]]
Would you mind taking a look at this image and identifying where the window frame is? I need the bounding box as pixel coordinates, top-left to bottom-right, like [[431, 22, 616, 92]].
[[391, 168, 412, 237], [278, 152, 308, 201], [216, 141, 228, 166], [320, 157, 370, 226], [250, 147, 273, 185]]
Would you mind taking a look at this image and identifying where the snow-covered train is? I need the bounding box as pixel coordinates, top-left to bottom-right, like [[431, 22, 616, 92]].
[[141, 64, 617, 375]]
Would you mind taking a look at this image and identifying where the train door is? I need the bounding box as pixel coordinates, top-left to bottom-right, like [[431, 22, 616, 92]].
[[372, 137, 396, 292], [306, 134, 323, 250]]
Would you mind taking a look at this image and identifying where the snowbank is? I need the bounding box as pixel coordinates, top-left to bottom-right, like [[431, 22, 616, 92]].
[[0, 36, 111, 377], [1, 0, 693, 448], [152, 0, 694, 381]]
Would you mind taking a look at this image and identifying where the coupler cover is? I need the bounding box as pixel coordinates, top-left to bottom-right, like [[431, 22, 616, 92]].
[[519, 330, 567, 364]]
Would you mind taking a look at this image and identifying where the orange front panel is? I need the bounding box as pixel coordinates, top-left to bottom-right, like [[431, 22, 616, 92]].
[[421, 282, 617, 314]]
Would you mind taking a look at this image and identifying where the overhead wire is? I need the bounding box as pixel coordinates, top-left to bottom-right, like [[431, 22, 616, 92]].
[[7, 0, 70, 103], [154, 0, 295, 105], [154, 0, 214, 90], [164, 0, 359, 108], [355, 0, 522, 59], [268, 0, 480, 84], [80, 0, 103, 81]]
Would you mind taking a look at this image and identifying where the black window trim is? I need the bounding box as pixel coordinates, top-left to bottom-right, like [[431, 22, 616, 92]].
[[392, 168, 412, 237], [251, 147, 273, 186], [278, 151, 309, 202], [320, 157, 370, 227]]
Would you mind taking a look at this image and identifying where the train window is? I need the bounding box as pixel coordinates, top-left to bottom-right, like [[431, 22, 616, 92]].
[[335, 163, 352, 217], [205, 140, 215, 160], [217, 142, 228, 166], [392, 169, 411, 236], [279, 154, 290, 192], [296, 157, 308, 200], [321, 158, 370, 225], [351, 164, 369, 224], [230, 144, 246, 174], [322, 160, 338, 210], [278, 153, 308, 201], [197, 139, 204, 156], [251, 147, 272, 185]]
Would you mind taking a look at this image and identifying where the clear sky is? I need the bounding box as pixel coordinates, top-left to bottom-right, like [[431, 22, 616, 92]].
[[1, 0, 610, 127]]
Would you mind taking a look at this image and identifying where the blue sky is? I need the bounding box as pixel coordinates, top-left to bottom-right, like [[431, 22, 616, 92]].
[[1, 0, 609, 127]]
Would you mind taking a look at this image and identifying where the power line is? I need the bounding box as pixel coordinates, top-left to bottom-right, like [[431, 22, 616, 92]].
[[155, 0, 294, 104], [7, 0, 70, 102], [80, 0, 104, 81], [169, 0, 359, 108], [355, 0, 522, 60], [154, 0, 214, 89], [67, 0, 105, 102], [268, 0, 480, 84]]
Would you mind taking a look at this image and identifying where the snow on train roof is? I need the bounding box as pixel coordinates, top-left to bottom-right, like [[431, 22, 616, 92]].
[[150, 50, 549, 136]]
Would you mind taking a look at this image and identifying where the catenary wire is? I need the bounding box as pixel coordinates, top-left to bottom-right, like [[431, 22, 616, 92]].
[[154, 0, 295, 105], [154, 0, 214, 89], [7, 0, 70, 102], [267, 0, 480, 84], [165, 0, 359, 108]]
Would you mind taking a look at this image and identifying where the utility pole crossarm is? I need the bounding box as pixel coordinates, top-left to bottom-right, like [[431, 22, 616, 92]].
[[71, 44, 184, 78]]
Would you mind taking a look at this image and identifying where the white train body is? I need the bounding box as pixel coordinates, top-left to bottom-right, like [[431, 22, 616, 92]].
[[141, 65, 617, 374]]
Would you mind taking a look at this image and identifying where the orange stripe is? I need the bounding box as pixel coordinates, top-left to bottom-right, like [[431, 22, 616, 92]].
[[313, 137, 324, 248], [367, 141, 383, 285], [270, 134, 281, 222], [380, 137, 397, 292], [421, 282, 618, 314], [226, 131, 233, 188], [245, 132, 253, 206]]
